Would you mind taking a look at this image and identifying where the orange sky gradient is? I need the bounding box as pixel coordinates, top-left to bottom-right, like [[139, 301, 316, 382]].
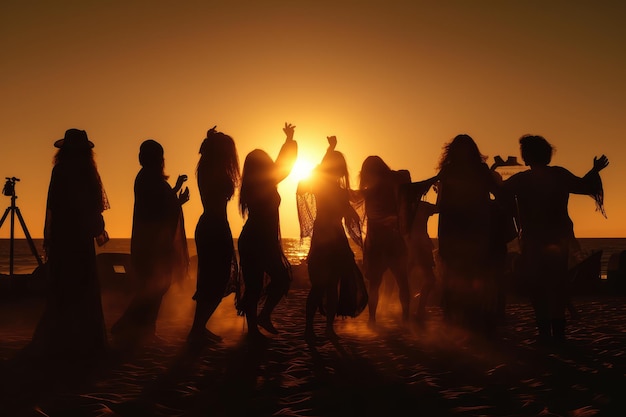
[[1, 1, 625, 240]]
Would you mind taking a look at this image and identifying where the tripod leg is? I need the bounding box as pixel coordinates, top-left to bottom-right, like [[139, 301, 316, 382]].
[[0, 206, 10, 228], [15, 207, 43, 267]]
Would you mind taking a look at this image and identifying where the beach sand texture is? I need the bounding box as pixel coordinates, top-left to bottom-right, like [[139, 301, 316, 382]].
[[1, 265, 626, 417]]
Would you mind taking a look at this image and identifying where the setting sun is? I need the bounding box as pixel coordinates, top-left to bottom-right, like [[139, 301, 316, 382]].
[[291, 157, 316, 182]]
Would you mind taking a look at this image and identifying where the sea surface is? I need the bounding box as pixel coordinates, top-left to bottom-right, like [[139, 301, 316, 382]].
[[1, 237, 625, 278]]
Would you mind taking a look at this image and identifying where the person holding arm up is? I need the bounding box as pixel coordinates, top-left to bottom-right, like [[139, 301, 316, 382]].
[[238, 123, 297, 341], [502, 134, 608, 345]]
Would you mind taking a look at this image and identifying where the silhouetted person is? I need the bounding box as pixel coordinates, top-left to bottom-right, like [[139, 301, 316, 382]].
[[358, 156, 412, 324], [398, 176, 439, 323], [238, 123, 297, 340], [298, 136, 367, 344], [111, 139, 190, 346], [187, 127, 241, 344], [435, 134, 501, 334], [488, 157, 521, 322], [502, 134, 608, 344], [24, 128, 109, 361]]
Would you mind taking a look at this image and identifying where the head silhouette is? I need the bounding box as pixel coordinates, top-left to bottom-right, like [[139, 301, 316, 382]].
[[53, 128, 108, 211], [359, 155, 391, 190], [198, 127, 240, 199], [519, 134, 554, 167], [319, 150, 351, 190], [54, 128, 96, 164], [239, 149, 275, 216], [54, 128, 94, 150], [438, 134, 486, 170], [139, 139, 165, 174]]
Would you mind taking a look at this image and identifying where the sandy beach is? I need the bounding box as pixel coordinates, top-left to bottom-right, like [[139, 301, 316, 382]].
[[1, 271, 626, 417]]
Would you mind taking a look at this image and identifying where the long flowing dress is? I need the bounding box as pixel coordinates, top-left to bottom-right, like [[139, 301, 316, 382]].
[[27, 162, 109, 359], [112, 168, 188, 339], [436, 162, 501, 329], [298, 177, 367, 318]]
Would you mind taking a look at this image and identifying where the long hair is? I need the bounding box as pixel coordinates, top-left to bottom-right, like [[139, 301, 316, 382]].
[[437, 134, 487, 171], [197, 129, 240, 200], [239, 149, 275, 217], [53, 145, 109, 212], [359, 155, 391, 190], [317, 150, 351, 190]]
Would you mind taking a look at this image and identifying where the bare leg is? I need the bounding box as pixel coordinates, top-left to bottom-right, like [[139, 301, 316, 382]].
[[390, 263, 410, 322], [188, 299, 223, 342], [257, 261, 290, 335]]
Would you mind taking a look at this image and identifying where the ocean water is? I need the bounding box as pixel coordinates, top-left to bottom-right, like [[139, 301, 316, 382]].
[[1, 237, 625, 278], [0, 238, 313, 275]]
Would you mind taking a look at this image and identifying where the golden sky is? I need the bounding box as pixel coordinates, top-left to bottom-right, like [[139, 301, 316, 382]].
[[1, 0, 624, 239]]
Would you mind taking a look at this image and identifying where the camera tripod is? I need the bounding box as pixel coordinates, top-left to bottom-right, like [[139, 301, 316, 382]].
[[0, 177, 43, 278]]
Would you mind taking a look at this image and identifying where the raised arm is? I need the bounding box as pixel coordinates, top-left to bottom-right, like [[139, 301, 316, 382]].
[[568, 155, 609, 217], [274, 122, 298, 184]]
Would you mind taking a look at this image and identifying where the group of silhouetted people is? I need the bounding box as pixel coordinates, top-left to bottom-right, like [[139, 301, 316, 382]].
[[17, 126, 609, 366]]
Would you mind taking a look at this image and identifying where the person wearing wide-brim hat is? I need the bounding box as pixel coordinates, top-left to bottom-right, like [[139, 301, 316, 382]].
[[20, 128, 110, 363], [54, 128, 95, 149]]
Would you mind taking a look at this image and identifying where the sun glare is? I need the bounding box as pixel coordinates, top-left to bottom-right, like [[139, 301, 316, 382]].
[[291, 158, 315, 182]]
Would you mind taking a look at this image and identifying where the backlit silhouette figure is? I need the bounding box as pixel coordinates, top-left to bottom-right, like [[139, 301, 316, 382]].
[[111, 139, 189, 345], [187, 127, 241, 344], [298, 136, 367, 343], [398, 177, 439, 322], [502, 134, 608, 344], [435, 134, 501, 333], [358, 156, 412, 323], [238, 123, 297, 340], [26, 128, 109, 360]]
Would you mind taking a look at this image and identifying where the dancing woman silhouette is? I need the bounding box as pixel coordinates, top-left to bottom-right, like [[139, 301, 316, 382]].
[[188, 127, 240, 344], [298, 135, 367, 343], [358, 156, 412, 323], [238, 123, 297, 340], [435, 134, 501, 332]]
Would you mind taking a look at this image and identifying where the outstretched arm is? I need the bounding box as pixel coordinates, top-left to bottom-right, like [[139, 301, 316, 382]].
[[569, 154, 609, 217]]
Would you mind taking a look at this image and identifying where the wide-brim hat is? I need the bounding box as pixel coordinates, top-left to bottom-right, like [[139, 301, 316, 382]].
[[54, 128, 94, 149]]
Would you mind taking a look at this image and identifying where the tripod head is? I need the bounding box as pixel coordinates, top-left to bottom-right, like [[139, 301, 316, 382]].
[[3, 177, 20, 197]]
